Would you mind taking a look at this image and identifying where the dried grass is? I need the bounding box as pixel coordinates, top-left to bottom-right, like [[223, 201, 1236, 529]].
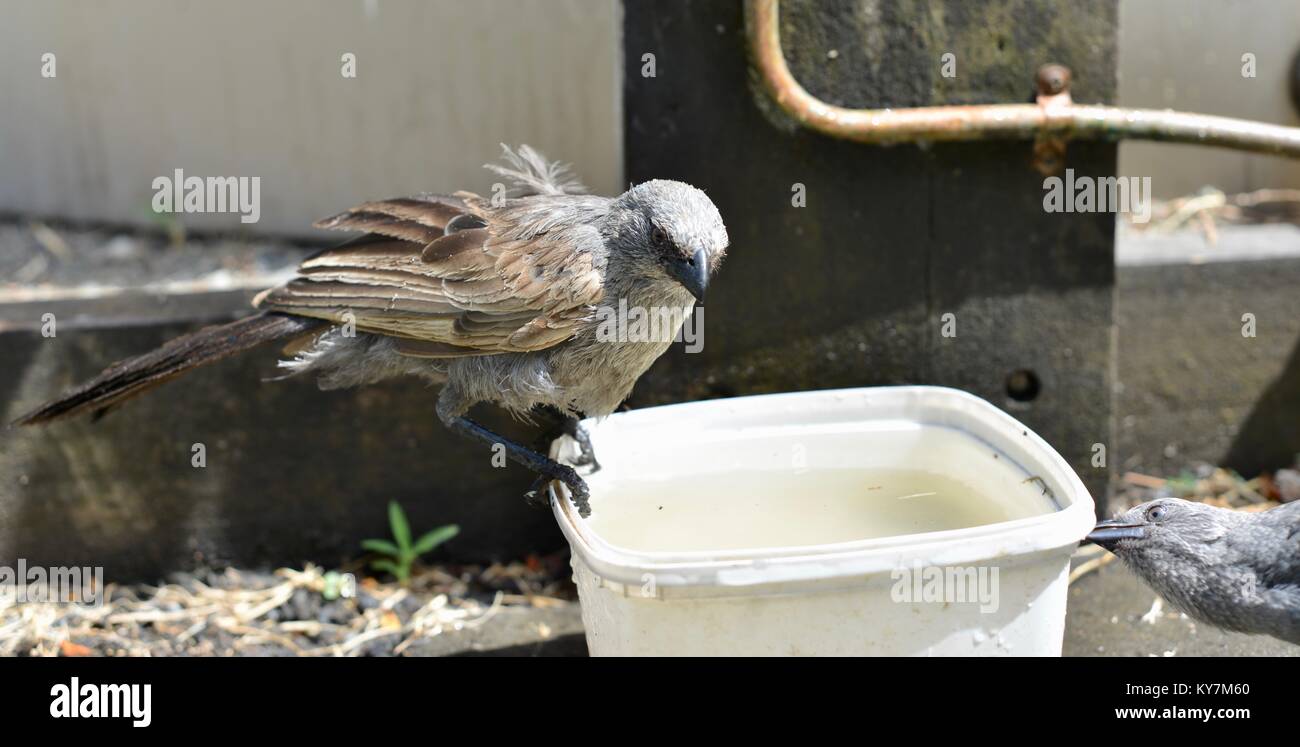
[[1, 560, 571, 657]]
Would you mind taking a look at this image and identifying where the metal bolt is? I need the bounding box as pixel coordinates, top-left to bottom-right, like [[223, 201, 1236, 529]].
[[1036, 64, 1072, 97]]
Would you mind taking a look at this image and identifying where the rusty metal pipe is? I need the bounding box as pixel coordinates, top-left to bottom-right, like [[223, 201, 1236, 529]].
[[746, 0, 1300, 158]]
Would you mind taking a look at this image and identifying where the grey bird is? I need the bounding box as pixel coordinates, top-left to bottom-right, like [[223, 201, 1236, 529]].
[[14, 145, 730, 517], [1087, 497, 1300, 645]]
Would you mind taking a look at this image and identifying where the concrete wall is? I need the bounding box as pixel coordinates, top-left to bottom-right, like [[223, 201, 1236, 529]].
[[622, 0, 1119, 508], [0, 0, 622, 236], [1118, 0, 1300, 198]]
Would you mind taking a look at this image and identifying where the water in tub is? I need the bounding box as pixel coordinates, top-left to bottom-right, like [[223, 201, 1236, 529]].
[[585, 424, 1058, 553]]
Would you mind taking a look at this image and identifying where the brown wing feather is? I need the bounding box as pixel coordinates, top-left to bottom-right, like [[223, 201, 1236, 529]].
[[312, 194, 468, 244], [312, 211, 443, 244], [259, 195, 605, 356]]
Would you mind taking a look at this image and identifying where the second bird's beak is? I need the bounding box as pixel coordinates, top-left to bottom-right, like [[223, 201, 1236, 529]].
[[1085, 519, 1147, 550], [668, 248, 710, 302]]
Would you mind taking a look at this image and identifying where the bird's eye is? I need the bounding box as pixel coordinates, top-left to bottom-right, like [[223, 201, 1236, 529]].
[[1146, 505, 1167, 522], [651, 226, 669, 248]]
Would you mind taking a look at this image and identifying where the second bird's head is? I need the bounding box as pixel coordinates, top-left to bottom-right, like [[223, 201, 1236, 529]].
[[1086, 498, 1231, 557], [613, 179, 729, 303]]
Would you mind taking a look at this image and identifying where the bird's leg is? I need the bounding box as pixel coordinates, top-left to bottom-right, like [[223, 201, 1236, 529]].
[[439, 394, 591, 517], [444, 416, 592, 517]]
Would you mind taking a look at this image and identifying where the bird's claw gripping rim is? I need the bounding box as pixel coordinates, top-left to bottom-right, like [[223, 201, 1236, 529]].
[[562, 474, 592, 518], [526, 470, 591, 518]]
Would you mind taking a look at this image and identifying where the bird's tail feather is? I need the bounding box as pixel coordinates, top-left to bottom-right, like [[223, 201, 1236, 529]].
[[13, 312, 326, 425]]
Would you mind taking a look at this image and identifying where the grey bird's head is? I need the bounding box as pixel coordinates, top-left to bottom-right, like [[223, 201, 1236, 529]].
[[1084, 496, 1300, 645], [610, 179, 729, 302], [1087, 498, 1233, 556]]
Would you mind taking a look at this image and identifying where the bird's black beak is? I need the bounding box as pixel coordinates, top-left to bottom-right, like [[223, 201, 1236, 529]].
[[1086, 519, 1147, 550], [668, 248, 710, 302]]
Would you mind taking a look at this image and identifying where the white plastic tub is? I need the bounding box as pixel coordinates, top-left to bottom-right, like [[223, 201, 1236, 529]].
[[548, 386, 1095, 656]]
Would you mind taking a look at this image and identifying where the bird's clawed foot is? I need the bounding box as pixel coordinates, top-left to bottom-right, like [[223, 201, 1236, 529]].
[[559, 468, 592, 518], [524, 466, 591, 518]]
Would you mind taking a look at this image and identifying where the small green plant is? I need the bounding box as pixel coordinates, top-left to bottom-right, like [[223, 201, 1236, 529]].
[[362, 501, 459, 585], [140, 201, 186, 246]]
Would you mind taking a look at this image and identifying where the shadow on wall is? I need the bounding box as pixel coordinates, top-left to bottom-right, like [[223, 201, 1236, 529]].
[[1225, 333, 1300, 475]]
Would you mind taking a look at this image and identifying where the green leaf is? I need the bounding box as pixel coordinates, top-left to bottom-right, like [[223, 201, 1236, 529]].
[[411, 525, 460, 556], [361, 538, 401, 557], [388, 501, 412, 552], [370, 558, 401, 577]]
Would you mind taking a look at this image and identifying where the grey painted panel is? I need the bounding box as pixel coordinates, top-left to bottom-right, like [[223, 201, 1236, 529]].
[[1118, 0, 1300, 198], [0, 0, 622, 235]]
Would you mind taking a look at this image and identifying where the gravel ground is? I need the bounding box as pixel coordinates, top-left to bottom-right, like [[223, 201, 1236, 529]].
[[1, 554, 575, 657]]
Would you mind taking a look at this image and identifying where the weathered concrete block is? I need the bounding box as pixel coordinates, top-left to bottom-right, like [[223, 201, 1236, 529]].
[[1116, 226, 1300, 477], [622, 0, 1118, 507], [1, 294, 566, 581]]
